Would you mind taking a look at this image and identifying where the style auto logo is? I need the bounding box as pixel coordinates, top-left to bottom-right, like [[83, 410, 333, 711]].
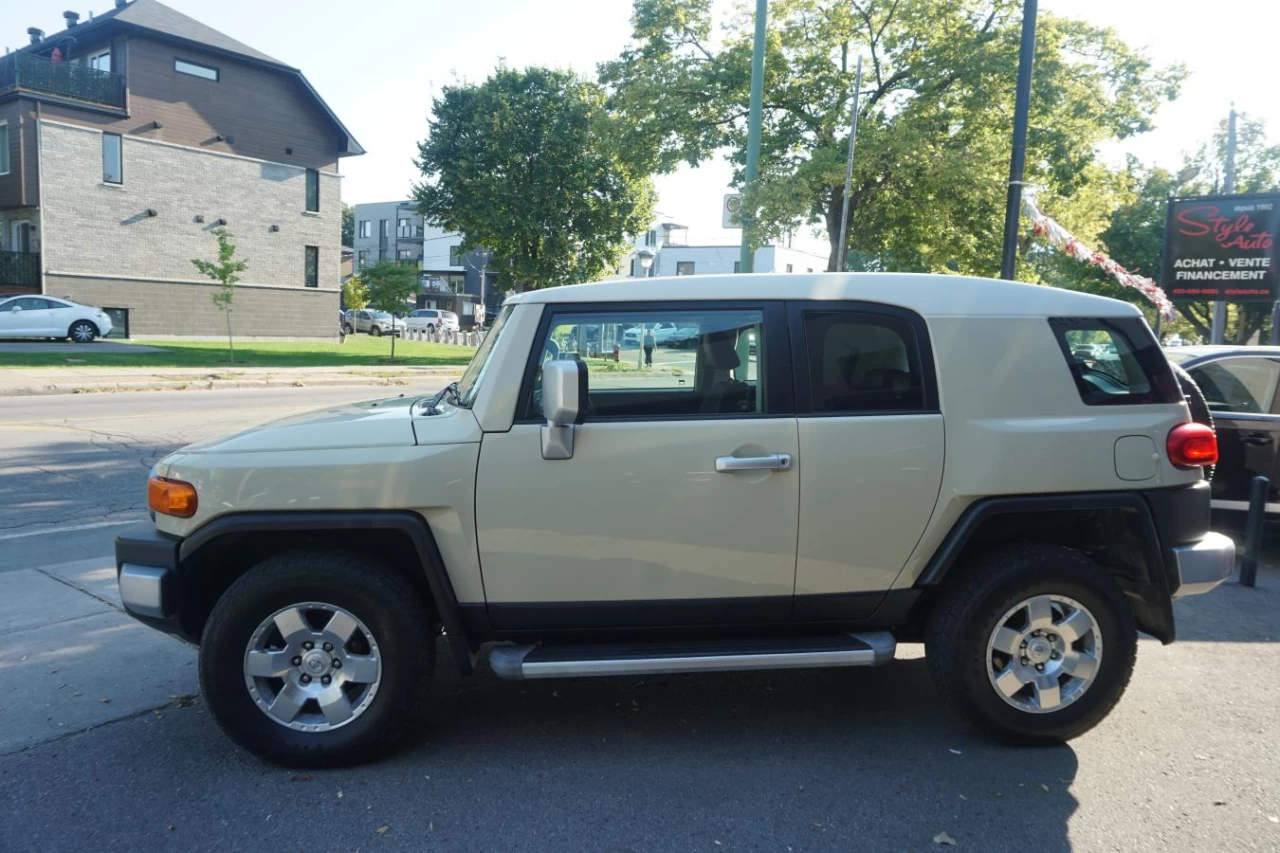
[[1175, 205, 1275, 251]]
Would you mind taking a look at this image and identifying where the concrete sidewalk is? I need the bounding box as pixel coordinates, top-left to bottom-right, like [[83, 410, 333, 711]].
[[0, 557, 198, 755], [0, 364, 465, 396]]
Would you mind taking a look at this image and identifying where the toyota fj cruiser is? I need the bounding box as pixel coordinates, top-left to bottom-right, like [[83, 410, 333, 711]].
[[116, 273, 1232, 765]]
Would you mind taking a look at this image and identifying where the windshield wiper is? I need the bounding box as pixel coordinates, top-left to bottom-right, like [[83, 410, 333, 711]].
[[424, 381, 459, 415]]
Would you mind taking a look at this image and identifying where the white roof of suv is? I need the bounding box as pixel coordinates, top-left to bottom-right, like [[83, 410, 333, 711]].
[[506, 273, 1141, 319]]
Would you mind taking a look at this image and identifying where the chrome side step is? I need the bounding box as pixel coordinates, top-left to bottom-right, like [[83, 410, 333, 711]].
[[488, 632, 896, 681]]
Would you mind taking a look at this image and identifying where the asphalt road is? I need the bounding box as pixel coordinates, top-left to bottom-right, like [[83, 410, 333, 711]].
[[1, 387, 1279, 852]]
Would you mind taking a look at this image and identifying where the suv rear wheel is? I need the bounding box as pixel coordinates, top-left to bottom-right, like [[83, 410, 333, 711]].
[[925, 543, 1136, 744], [199, 550, 434, 766]]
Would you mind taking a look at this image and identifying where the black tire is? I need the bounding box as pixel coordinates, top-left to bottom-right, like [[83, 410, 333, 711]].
[[199, 550, 435, 766], [1172, 363, 1215, 480], [343, 324, 355, 335], [67, 320, 99, 343], [925, 543, 1136, 745], [370, 326, 383, 337]]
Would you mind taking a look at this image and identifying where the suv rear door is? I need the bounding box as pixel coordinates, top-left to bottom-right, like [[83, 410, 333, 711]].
[[1185, 354, 1280, 509], [786, 302, 944, 617], [474, 301, 800, 629]]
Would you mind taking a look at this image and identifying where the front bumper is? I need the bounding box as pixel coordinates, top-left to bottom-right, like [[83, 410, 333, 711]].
[[1169, 531, 1235, 599], [115, 522, 191, 640]]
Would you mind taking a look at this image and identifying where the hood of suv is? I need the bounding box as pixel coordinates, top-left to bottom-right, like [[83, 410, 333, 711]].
[[179, 396, 423, 454]]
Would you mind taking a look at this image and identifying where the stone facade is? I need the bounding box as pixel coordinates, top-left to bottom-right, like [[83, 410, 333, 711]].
[[38, 119, 341, 336]]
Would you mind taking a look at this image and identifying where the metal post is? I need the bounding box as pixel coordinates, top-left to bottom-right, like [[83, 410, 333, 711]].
[[1212, 106, 1238, 344], [836, 55, 864, 273], [1240, 474, 1268, 587], [739, 0, 768, 274], [999, 0, 1038, 280]]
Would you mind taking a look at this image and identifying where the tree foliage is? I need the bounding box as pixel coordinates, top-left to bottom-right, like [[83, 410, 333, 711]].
[[413, 66, 655, 290], [602, 0, 1184, 273], [361, 260, 418, 361], [341, 274, 369, 310], [341, 203, 355, 247], [191, 228, 248, 363]]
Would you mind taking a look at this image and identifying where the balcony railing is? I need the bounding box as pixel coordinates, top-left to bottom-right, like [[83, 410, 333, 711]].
[[0, 251, 41, 290], [0, 53, 125, 109]]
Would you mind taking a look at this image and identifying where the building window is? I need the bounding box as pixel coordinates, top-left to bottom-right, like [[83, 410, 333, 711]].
[[629, 258, 637, 277], [87, 50, 111, 72], [305, 169, 319, 212], [785, 263, 793, 273], [102, 132, 123, 184], [644, 230, 656, 247], [174, 58, 219, 81], [357, 249, 369, 268], [358, 221, 371, 239], [676, 261, 695, 276], [304, 246, 319, 288], [733, 261, 741, 273], [397, 218, 415, 238], [379, 220, 389, 238], [398, 249, 413, 261], [449, 245, 464, 266], [0, 123, 8, 176]]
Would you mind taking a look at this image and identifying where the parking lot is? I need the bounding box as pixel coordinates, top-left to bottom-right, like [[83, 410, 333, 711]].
[[2, 386, 1279, 851]]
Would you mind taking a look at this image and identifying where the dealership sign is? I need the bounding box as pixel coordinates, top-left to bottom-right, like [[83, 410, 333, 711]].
[[1163, 193, 1279, 302]]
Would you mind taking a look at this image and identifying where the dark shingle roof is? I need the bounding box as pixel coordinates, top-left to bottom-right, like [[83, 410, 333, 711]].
[[112, 0, 286, 66]]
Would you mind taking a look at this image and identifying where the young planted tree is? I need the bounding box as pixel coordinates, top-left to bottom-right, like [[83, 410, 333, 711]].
[[342, 273, 369, 310], [361, 260, 418, 362], [413, 66, 655, 290], [191, 228, 248, 363]]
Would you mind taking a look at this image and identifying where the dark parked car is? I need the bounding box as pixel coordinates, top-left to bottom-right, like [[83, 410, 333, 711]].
[[1166, 346, 1280, 514]]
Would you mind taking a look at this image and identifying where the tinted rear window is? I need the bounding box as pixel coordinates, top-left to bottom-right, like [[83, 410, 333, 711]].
[[1049, 317, 1180, 406]]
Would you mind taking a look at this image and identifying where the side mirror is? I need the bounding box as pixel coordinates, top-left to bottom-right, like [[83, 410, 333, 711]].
[[541, 359, 587, 460]]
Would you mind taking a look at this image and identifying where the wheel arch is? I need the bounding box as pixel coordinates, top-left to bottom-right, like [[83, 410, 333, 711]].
[[178, 511, 475, 673], [913, 493, 1177, 644]]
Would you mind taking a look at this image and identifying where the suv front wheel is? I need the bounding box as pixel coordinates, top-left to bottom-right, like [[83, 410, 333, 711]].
[[199, 550, 435, 765], [925, 544, 1136, 744]]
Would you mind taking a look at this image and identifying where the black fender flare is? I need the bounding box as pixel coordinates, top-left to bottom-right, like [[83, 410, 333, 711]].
[[181, 510, 475, 673]]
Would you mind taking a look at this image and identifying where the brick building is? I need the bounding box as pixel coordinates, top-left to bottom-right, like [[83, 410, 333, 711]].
[[0, 0, 362, 337]]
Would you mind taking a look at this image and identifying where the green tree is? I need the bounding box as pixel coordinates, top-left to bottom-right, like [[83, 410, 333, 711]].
[[602, 0, 1184, 273], [361, 260, 417, 361], [342, 273, 369, 310], [341, 203, 356, 247], [413, 66, 655, 290], [191, 228, 248, 363]]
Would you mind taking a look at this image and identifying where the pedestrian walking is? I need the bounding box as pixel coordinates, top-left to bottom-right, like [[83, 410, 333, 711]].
[[643, 328, 655, 367]]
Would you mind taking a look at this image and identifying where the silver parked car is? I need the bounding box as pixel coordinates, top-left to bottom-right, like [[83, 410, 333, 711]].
[[342, 309, 402, 337], [0, 295, 113, 342]]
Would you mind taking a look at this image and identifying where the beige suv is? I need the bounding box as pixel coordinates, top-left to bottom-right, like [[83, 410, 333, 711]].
[[116, 273, 1232, 766]]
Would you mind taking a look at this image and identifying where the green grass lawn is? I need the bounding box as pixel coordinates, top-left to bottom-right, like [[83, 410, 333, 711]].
[[0, 336, 477, 369]]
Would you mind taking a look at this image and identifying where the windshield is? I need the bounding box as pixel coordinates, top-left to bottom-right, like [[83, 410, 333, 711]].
[[372, 311, 392, 320], [456, 305, 513, 407]]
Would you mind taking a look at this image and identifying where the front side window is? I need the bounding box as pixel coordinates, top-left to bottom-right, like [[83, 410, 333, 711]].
[[102, 132, 123, 184], [175, 59, 219, 81], [801, 310, 927, 413], [525, 308, 765, 420], [304, 246, 319, 288], [305, 169, 319, 212], [1050, 317, 1179, 406], [1188, 357, 1280, 415], [0, 123, 9, 175]]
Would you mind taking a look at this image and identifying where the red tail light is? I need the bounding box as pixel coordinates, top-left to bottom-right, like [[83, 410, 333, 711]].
[[1167, 422, 1217, 468]]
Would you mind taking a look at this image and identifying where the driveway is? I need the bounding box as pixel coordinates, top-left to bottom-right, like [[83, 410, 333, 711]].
[[0, 339, 167, 354]]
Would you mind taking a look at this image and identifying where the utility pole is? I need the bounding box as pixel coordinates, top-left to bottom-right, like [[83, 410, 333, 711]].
[[999, 0, 1038, 280], [1212, 105, 1237, 344], [836, 55, 864, 273], [739, 0, 768, 274]]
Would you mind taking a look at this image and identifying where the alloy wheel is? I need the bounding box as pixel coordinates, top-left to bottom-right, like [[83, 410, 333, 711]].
[[985, 594, 1102, 714]]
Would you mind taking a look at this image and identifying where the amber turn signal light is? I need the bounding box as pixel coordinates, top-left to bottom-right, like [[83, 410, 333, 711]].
[[148, 476, 198, 518]]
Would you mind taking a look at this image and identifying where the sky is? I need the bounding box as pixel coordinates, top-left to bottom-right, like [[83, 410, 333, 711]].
[[9, 0, 1280, 258]]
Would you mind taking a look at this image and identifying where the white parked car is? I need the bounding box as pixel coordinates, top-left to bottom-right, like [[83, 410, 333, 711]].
[[0, 295, 113, 342], [404, 309, 460, 334]]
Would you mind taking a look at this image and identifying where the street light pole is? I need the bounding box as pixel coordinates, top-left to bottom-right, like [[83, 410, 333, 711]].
[[836, 55, 864, 273], [999, 0, 1038, 281], [739, 0, 768, 274], [1212, 105, 1237, 345]]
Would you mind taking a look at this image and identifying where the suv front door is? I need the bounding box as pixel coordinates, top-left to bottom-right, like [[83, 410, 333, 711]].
[[1185, 355, 1280, 509], [474, 302, 800, 630]]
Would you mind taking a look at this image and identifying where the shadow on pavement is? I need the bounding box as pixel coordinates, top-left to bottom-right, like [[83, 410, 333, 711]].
[[0, 652, 1080, 852]]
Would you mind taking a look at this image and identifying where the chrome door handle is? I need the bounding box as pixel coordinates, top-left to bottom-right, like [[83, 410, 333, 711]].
[[1244, 433, 1274, 447], [715, 453, 793, 472]]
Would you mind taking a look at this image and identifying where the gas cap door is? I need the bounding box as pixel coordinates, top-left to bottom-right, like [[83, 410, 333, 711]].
[[1114, 435, 1159, 481]]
